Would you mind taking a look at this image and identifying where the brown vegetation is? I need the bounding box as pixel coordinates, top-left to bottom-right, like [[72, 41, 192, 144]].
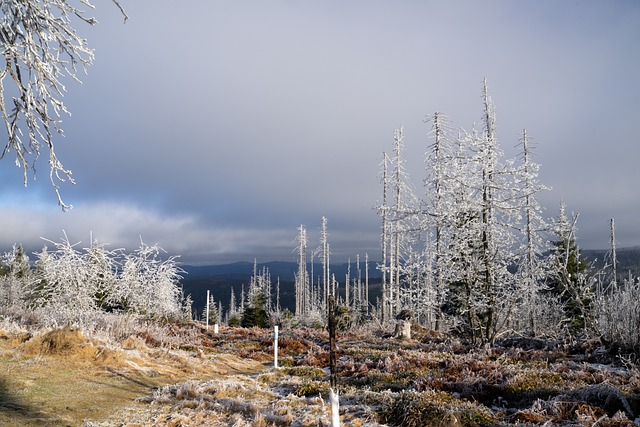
[[1, 321, 639, 426]]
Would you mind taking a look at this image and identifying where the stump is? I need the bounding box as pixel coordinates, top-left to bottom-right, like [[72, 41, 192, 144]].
[[394, 320, 412, 340]]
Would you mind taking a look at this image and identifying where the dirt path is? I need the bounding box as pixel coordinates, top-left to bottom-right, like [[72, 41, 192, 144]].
[[0, 327, 266, 427]]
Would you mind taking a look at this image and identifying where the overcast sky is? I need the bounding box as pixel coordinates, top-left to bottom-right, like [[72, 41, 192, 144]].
[[1, 1, 639, 265]]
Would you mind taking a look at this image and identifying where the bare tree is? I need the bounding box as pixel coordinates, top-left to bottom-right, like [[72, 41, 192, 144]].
[[388, 127, 419, 319], [514, 129, 551, 336], [423, 112, 457, 330], [320, 216, 330, 311], [294, 224, 309, 317], [345, 257, 350, 309], [0, 0, 127, 209], [377, 151, 390, 322], [609, 218, 618, 291], [364, 253, 369, 314], [477, 78, 499, 342]]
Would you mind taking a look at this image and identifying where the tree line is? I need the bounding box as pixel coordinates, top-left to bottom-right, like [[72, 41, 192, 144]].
[[223, 80, 639, 355]]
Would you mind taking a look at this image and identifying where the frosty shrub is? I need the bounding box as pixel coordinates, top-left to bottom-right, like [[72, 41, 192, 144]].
[[30, 235, 100, 326], [508, 293, 566, 338], [84, 240, 120, 312], [6, 234, 186, 328], [111, 241, 184, 319], [596, 277, 640, 353]]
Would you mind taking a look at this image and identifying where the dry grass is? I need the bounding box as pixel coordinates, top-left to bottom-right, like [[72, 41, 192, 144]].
[[2, 319, 640, 426], [0, 322, 264, 427]]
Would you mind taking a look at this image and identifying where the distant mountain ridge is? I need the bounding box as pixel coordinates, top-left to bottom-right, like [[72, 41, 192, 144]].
[[582, 246, 640, 279], [179, 248, 640, 317], [179, 260, 382, 316], [180, 247, 640, 283], [181, 246, 640, 281], [180, 260, 382, 282]]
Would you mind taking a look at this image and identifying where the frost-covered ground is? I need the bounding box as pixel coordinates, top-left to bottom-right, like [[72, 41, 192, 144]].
[[1, 319, 639, 426]]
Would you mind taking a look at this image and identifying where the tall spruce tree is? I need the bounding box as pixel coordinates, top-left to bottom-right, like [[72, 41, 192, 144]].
[[549, 204, 592, 333]]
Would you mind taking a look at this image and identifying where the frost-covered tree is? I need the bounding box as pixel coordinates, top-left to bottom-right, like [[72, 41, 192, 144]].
[[400, 245, 433, 325], [389, 127, 419, 317], [450, 80, 524, 343], [180, 290, 193, 321], [241, 260, 271, 328], [424, 121, 484, 336], [364, 253, 370, 314], [548, 203, 592, 333], [0, 243, 29, 307], [475, 80, 501, 342], [31, 234, 99, 324], [28, 244, 50, 305], [610, 219, 618, 290], [0, 0, 127, 209], [294, 224, 310, 318], [414, 80, 529, 342], [84, 238, 120, 311], [352, 253, 368, 313], [115, 240, 183, 319], [205, 293, 221, 325], [345, 258, 350, 309], [320, 216, 330, 310], [226, 287, 241, 325], [446, 204, 486, 338], [377, 151, 391, 322], [226, 288, 243, 326], [375, 127, 419, 323], [512, 129, 551, 336], [422, 112, 458, 330]]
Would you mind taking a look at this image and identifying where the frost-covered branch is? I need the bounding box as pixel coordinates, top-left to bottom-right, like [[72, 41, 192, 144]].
[[0, 0, 127, 209]]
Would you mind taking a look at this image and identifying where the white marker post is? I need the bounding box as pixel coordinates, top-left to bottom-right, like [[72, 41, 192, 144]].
[[330, 388, 340, 427], [205, 290, 210, 330], [214, 323, 219, 334], [274, 325, 279, 368]]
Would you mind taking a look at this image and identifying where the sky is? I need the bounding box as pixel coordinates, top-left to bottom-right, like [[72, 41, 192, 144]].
[[1, 0, 639, 265]]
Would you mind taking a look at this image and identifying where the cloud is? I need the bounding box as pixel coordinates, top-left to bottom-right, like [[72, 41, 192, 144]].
[[1, 1, 639, 264], [0, 201, 295, 264]]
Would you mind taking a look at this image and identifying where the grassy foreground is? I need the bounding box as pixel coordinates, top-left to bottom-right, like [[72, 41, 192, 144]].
[[1, 321, 639, 426]]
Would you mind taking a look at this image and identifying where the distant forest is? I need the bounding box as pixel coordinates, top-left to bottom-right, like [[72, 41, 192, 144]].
[[181, 261, 383, 318], [180, 246, 640, 322]]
